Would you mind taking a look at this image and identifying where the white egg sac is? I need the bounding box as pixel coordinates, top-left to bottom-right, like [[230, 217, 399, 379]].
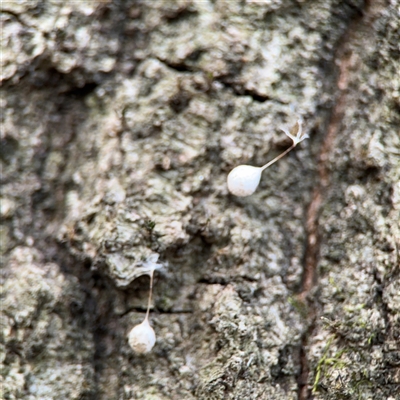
[[128, 318, 156, 354], [227, 165, 262, 197]]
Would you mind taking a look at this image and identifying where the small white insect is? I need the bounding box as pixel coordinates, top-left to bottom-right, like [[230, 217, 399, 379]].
[[128, 269, 156, 354], [227, 118, 308, 197]]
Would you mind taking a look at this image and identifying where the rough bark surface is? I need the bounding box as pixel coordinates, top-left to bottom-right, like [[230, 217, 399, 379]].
[[1, 1, 399, 399]]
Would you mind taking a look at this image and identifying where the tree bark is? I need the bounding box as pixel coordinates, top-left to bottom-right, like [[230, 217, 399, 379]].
[[1, 1, 399, 399]]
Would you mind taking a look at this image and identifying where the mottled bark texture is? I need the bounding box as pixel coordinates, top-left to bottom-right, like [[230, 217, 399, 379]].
[[1, 1, 399, 399]]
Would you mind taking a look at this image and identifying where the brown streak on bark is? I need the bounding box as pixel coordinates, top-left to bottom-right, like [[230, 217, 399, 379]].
[[298, 69, 349, 400], [297, 1, 383, 397], [302, 27, 357, 302]]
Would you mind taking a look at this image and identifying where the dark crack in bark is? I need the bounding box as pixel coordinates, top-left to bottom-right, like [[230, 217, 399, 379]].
[[297, 1, 381, 398]]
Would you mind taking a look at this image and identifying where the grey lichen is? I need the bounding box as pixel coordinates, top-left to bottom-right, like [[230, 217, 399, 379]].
[[1, 247, 94, 400]]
